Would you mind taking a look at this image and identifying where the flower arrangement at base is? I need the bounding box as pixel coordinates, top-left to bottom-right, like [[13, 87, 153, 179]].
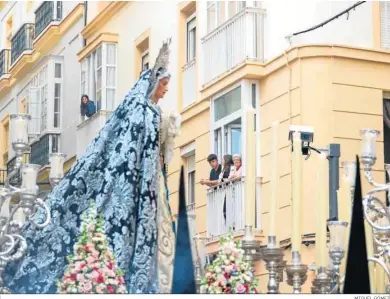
[[200, 231, 259, 294], [57, 202, 127, 294]]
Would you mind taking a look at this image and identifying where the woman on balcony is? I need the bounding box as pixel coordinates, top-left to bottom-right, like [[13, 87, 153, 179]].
[[228, 154, 242, 181], [4, 40, 180, 294]]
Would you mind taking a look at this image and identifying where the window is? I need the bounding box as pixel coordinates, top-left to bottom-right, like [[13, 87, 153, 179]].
[[53, 63, 62, 128], [106, 44, 116, 110], [54, 83, 61, 128], [141, 51, 149, 71], [212, 84, 245, 159], [187, 154, 196, 205], [187, 15, 196, 62], [81, 43, 117, 113], [214, 86, 241, 121], [30, 133, 59, 167], [381, 2, 390, 49]]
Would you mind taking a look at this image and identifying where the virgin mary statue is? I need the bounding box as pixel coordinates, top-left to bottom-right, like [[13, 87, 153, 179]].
[[4, 39, 180, 294]]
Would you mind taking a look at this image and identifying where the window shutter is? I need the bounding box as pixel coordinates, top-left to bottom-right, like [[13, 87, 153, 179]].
[[187, 154, 196, 173], [381, 2, 390, 49], [28, 87, 40, 136]]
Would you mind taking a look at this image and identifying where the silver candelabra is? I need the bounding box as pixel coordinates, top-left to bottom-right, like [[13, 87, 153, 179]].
[[0, 114, 65, 293], [358, 128, 390, 293], [261, 235, 285, 293]]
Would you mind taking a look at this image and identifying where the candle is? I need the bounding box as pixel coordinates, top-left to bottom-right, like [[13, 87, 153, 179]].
[[360, 129, 379, 159], [338, 177, 352, 224], [291, 131, 302, 253], [21, 164, 40, 192], [315, 153, 328, 268], [268, 120, 279, 237], [49, 153, 66, 179]]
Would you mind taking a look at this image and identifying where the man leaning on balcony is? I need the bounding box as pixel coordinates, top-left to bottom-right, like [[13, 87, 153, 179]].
[[200, 154, 221, 187]]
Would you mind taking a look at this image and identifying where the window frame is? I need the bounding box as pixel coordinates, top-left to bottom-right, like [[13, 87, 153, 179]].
[[141, 49, 150, 71], [80, 43, 117, 115], [187, 154, 196, 205], [186, 13, 196, 63]]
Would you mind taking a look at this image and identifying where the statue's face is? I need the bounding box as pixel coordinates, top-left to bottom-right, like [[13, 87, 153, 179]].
[[154, 78, 169, 100]]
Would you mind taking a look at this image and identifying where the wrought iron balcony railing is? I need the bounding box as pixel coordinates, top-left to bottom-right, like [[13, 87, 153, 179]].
[[35, 1, 63, 38], [30, 133, 59, 167], [11, 23, 34, 64], [0, 49, 11, 77]]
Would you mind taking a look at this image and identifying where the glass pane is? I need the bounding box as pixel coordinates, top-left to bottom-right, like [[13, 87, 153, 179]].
[[106, 44, 116, 65], [54, 83, 61, 98], [96, 47, 102, 68], [207, 3, 216, 32], [214, 86, 241, 121], [218, 1, 226, 25], [252, 84, 256, 108], [231, 127, 241, 155], [51, 135, 59, 153], [106, 66, 115, 87], [96, 90, 102, 111], [54, 63, 61, 78], [106, 89, 115, 111], [228, 1, 237, 17], [96, 69, 102, 91]]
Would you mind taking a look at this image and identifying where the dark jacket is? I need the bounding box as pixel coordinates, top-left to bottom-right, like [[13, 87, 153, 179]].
[[81, 101, 96, 118]]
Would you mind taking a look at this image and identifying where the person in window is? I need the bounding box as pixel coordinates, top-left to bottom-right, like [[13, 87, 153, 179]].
[[229, 154, 242, 181], [218, 154, 233, 183], [80, 94, 96, 118], [200, 154, 221, 187], [218, 155, 233, 221]]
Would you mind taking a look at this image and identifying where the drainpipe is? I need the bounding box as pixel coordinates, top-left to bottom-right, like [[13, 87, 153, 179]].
[[83, 1, 87, 47]]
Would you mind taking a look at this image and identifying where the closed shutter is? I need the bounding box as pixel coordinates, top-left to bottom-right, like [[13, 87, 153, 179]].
[[187, 154, 196, 173], [381, 2, 390, 49]]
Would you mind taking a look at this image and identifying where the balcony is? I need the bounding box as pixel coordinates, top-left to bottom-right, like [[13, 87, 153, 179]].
[[207, 179, 245, 238], [30, 133, 59, 167], [207, 177, 261, 239], [35, 1, 63, 38], [202, 7, 265, 86], [0, 49, 11, 77], [182, 59, 197, 109], [11, 23, 34, 65], [77, 110, 112, 157]]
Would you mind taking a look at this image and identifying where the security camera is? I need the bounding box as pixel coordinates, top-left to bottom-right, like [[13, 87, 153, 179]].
[[288, 125, 314, 155]]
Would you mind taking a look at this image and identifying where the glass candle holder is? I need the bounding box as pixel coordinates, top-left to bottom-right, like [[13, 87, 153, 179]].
[[328, 221, 348, 251], [49, 153, 66, 179], [10, 114, 31, 146], [21, 164, 40, 194], [360, 129, 380, 159]]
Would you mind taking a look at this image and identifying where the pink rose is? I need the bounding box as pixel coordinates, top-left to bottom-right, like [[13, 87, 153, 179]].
[[233, 251, 239, 257], [90, 270, 100, 279], [117, 276, 125, 284], [225, 265, 233, 274], [83, 282, 92, 292], [91, 250, 100, 259], [76, 274, 85, 283], [86, 256, 95, 264], [223, 247, 232, 255], [235, 283, 246, 294], [88, 225, 95, 232]]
